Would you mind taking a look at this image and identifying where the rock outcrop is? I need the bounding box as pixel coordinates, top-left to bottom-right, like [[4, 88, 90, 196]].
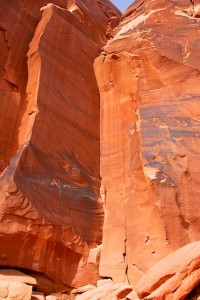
[[72, 280, 135, 300], [0, 269, 37, 286], [94, 0, 200, 289], [1, 0, 200, 298], [0, 280, 32, 300], [0, 0, 120, 293], [136, 241, 200, 299]]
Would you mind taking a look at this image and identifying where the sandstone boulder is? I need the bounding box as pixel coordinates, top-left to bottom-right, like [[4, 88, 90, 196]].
[[124, 291, 140, 300], [31, 292, 45, 300], [0, 269, 36, 286], [101, 284, 133, 300], [75, 283, 133, 300], [97, 279, 113, 287], [46, 294, 69, 300], [136, 242, 200, 299], [71, 284, 96, 294], [0, 280, 32, 300], [46, 296, 57, 300]]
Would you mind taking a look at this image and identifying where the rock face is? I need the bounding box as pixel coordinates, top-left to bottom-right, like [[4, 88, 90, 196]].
[[1, 0, 200, 298], [0, 0, 120, 292], [94, 0, 200, 289]]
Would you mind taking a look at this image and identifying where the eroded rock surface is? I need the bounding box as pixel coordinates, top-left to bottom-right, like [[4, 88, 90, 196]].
[[136, 241, 200, 299], [1, 0, 200, 298], [0, 269, 37, 286], [0, 0, 120, 292], [0, 280, 32, 300], [94, 0, 200, 288], [74, 282, 133, 300]]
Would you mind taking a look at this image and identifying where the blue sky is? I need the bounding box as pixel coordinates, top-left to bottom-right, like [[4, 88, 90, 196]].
[[111, 0, 134, 12]]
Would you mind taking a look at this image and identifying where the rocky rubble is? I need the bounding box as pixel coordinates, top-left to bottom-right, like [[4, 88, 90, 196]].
[[71, 279, 137, 300], [0, 272, 136, 299], [0, 269, 35, 300]]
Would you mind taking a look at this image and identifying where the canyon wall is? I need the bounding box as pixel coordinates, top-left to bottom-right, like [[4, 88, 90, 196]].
[[0, 0, 120, 292], [94, 0, 200, 288], [1, 0, 200, 298]]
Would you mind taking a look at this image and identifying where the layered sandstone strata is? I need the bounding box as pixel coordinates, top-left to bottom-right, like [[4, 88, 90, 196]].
[[94, 0, 200, 288], [0, 0, 120, 292]]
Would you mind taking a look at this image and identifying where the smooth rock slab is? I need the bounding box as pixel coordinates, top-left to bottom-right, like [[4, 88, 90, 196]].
[[0, 280, 32, 300], [100, 284, 133, 300], [0, 269, 37, 286], [97, 279, 113, 287], [124, 291, 140, 300], [31, 292, 45, 300], [72, 284, 96, 294], [136, 241, 200, 299], [75, 283, 133, 300], [46, 296, 57, 300]]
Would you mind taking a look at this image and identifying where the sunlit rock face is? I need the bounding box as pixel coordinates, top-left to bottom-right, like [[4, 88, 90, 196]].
[[1, 0, 200, 298], [0, 0, 120, 291], [94, 0, 200, 287], [136, 241, 200, 300]]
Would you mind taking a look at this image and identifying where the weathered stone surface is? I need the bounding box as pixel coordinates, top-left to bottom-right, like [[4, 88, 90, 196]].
[[46, 294, 69, 300], [46, 296, 57, 300], [0, 0, 120, 292], [97, 279, 113, 287], [75, 283, 133, 300], [31, 292, 45, 300], [136, 242, 200, 299], [72, 284, 96, 294], [94, 0, 200, 287], [103, 284, 133, 299], [2, 0, 200, 298], [0, 280, 32, 300], [0, 269, 37, 286], [125, 291, 140, 300]]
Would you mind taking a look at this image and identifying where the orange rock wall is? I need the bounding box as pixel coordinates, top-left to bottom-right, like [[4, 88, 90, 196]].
[[1, 0, 200, 296], [95, 0, 200, 287], [0, 0, 120, 291]]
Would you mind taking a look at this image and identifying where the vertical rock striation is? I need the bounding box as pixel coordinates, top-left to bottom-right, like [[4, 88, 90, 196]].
[[94, 0, 200, 288], [1, 0, 200, 297], [0, 0, 120, 291]]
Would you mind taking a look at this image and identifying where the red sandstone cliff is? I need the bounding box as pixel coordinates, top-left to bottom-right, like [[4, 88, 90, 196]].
[[1, 0, 200, 299], [94, 0, 200, 297], [0, 0, 120, 293]]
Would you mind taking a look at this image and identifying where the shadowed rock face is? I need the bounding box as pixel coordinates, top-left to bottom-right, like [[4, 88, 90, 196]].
[[94, 0, 200, 288], [0, 0, 120, 291]]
